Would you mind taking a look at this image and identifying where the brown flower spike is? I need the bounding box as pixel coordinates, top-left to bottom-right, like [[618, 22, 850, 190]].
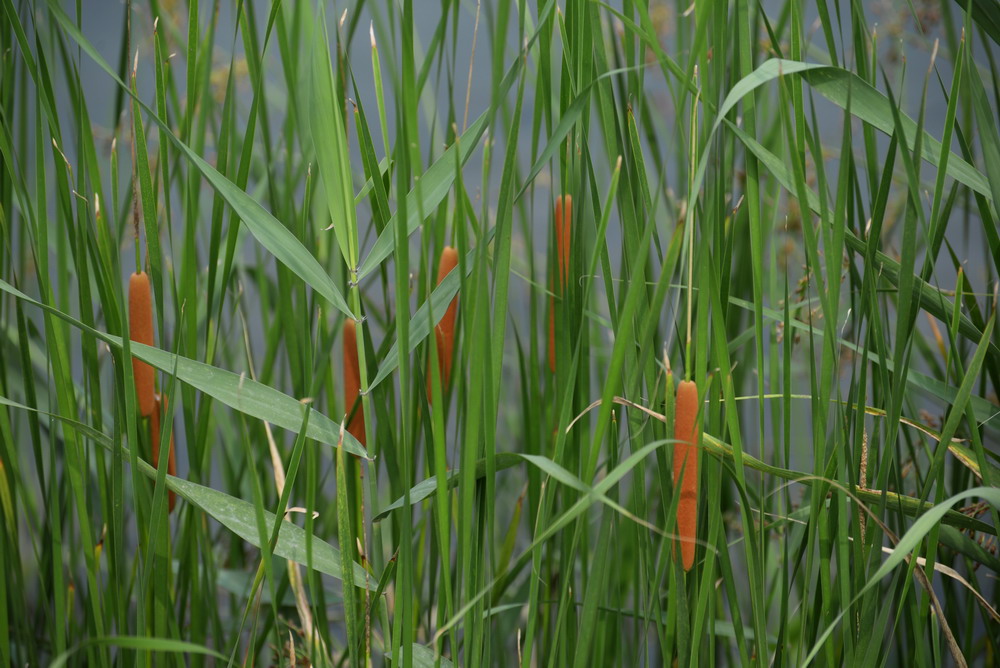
[[673, 379, 700, 570], [428, 246, 459, 398], [343, 319, 367, 446], [129, 271, 156, 417], [149, 394, 177, 513], [548, 195, 572, 374]]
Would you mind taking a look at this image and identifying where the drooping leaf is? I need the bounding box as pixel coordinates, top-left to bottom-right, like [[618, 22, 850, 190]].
[[0, 395, 374, 588], [0, 279, 368, 457]]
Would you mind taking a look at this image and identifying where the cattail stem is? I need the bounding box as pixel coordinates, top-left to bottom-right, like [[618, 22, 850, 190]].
[[548, 297, 556, 374], [428, 246, 459, 398], [673, 379, 700, 570], [129, 271, 156, 417], [344, 319, 367, 446], [548, 195, 572, 373]]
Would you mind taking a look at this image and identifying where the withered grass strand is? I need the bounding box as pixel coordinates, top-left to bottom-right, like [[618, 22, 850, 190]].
[[343, 319, 367, 446], [673, 379, 699, 571], [129, 271, 156, 417], [428, 246, 460, 398], [548, 195, 572, 374]]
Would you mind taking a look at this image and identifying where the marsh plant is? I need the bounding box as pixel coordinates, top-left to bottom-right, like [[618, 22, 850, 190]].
[[1, 0, 998, 665]]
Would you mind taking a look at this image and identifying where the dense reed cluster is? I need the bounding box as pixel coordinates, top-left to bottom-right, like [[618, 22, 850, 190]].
[[1, 1, 998, 666]]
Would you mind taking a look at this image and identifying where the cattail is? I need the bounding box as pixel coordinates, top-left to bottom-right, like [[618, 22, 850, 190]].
[[673, 379, 699, 571], [427, 246, 459, 397], [556, 195, 572, 286], [343, 319, 366, 446], [548, 195, 572, 373], [150, 394, 177, 513], [129, 271, 156, 416]]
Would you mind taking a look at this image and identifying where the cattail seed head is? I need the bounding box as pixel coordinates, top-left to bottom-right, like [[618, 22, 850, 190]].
[[555, 195, 572, 287], [549, 195, 572, 374], [673, 379, 700, 571], [428, 246, 459, 398], [150, 394, 177, 513], [129, 271, 156, 416], [343, 319, 366, 446]]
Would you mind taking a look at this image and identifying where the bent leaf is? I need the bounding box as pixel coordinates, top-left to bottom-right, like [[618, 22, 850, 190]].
[[0, 395, 373, 588], [0, 279, 368, 457]]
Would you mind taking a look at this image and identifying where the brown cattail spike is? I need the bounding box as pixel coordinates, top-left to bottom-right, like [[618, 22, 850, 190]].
[[556, 195, 572, 286], [344, 319, 366, 446], [129, 271, 156, 416], [428, 246, 460, 398], [150, 394, 177, 513], [673, 379, 700, 571], [549, 195, 572, 374]]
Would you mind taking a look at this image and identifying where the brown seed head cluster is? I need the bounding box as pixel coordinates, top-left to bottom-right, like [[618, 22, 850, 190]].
[[673, 379, 700, 571], [548, 195, 572, 374], [428, 246, 460, 399]]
